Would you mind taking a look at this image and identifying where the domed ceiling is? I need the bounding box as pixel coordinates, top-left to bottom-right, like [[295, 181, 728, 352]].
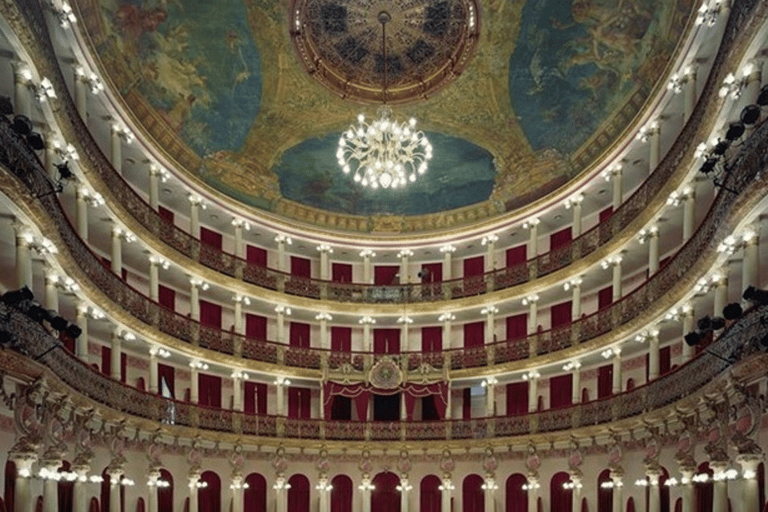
[[76, 0, 694, 233]]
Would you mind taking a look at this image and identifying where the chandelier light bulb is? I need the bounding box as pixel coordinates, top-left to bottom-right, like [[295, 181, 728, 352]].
[[338, 106, 432, 190]]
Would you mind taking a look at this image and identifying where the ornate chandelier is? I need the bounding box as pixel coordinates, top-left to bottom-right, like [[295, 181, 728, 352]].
[[336, 106, 433, 189]]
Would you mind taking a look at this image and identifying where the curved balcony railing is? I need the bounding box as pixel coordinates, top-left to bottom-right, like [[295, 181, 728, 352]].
[[8, 0, 763, 304], [1, 107, 766, 370], [5, 300, 764, 441]]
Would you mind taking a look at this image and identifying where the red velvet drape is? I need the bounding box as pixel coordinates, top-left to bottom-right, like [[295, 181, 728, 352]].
[[330, 475, 353, 512], [374, 265, 400, 285], [373, 328, 400, 354], [199, 300, 222, 329], [422, 262, 443, 283], [158, 206, 174, 224], [506, 474, 528, 512], [550, 302, 572, 328], [158, 285, 175, 310], [244, 473, 266, 512], [549, 374, 573, 409], [506, 245, 526, 267], [597, 365, 613, 399], [421, 326, 442, 352], [551, 472, 572, 512], [198, 373, 221, 408], [289, 322, 311, 348], [506, 314, 527, 340], [420, 475, 441, 512], [288, 387, 312, 419], [246, 245, 267, 266], [198, 471, 220, 512], [463, 256, 484, 277], [598, 286, 613, 309], [200, 227, 222, 249], [331, 327, 352, 352], [600, 207, 613, 222], [462, 475, 484, 512], [506, 382, 529, 415], [158, 470, 173, 512], [463, 322, 484, 348], [550, 227, 572, 250], [324, 383, 447, 421], [597, 469, 612, 512], [291, 256, 311, 278], [371, 473, 400, 512], [287, 475, 310, 512], [660, 346, 672, 376], [244, 382, 267, 414], [157, 363, 175, 398], [245, 314, 267, 340], [331, 263, 352, 283]]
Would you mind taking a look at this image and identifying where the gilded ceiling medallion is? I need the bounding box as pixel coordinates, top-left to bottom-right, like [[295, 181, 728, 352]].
[[290, 0, 480, 104]]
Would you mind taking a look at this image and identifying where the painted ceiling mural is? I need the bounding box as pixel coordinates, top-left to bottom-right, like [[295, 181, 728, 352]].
[[75, 0, 694, 231]]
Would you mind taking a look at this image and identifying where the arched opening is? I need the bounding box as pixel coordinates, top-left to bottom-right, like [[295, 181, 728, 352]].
[[287, 474, 310, 512], [695, 462, 713, 512], [420, 475, 441, 512], [135, 498, 145, 512], [330, 474, 352, 512], [581, 388, 590, 403], [57, 461, 73, 512], [597, 469, 612, 512], [244, 473, 267, 512], [88, 498, 99, 512], [158, 469, 173, 512], [198, 471, 221, 512], [626, 497, 635, 512], [550, 472, 572, 512], [462, 474, 483, 512], [505, 473, 527, 512], [372, 472, 400, 512]]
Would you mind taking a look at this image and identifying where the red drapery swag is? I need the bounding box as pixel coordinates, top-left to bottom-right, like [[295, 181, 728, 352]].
[[331, 263, 352, 283], [244, 474, 267, 512], [597, 365, 613, 399], [549, 374, 573, 409], [506, 245, 527, 267], [330, 475, 353, 512], [463, 256, 484, 277], [198, 374, 221, 408], [373, 328, 400, 354], [463, 321, 484, 348], [421, 326, 442, 352], [323, 382, 448, 421], [198, 472, 220, 512], [245, 314, 267, 340], [331, 327, 352, 352], [291, 256, 311, 278], [199, 300, 222, 329], [550, 472, 573, 512], [288, 387, 312, 419], [506, 382, 529, 416], [550, 227, 572, 251], [244, 382, 267, 414], [374, 265, 400, 285], [289, 322, 311, 348], [157, 363, 175, 398], [199, 227, 222, 249], [551, 302, 573, 328], [506, 314, 527, 340], [506, 474, 528, 512], [371, 473, 401, 512], [462, 475, 484, 512], [420, 476, 441, 512], [246, 245, 267, 266], [157, 206, 174, 224], [598, 286, 613, 309], [287, 475, 310, 512], [158, 285, 175, 310]]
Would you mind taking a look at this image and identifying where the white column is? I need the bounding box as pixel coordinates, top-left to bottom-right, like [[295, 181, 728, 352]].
[[710, 462, 729, 512], [683, 68, 697, 122], [189, 361, 200, 404], [317, 479, 331, 512], [399, 478, 412, 512], [188, 474, 200, 512], [679, 467, 695, 512], [111, 226, 123, 276], [148, 349, 159, 394], [483, 377, 497, 417], [189, 278, 206, 321], [76, 187, 90, 239], [440, 313, 454, 350], [440, 479, 454, 512], [648, 331, 660, 381], [147, 471, 160, 512], [274, 477, 289, 512], [482, 477, 497, 512], [611, 257, 623, 301], [398, 316, 412, 352], [361, 249, 375, 284], [682, 187, 696, 242], [14, 224, 33, 290], [110, 125, 124, 174], [736, 454, 761, 512], [275, 306, 289, 343], [526, 373, 538, 413], [76, 302, 90, 360], [571, 363, 582, 404], [742, 228, 759, 290], [44, 132, 58, 180], [646, 469, 661, 512], [148, 257, 166, 302], [525, 296, 538, 334], [12, 62, 32, 119], [569, 476, 582, 512], [740, 62, 763, 113], [110, 327, 122, 381], [42, 461, 61, 512], [648, 122, 661, 171], [525, 477, 539, 512], [108, 471, 122, 512], [399, 249, 413, 283], [11, 455, 35, 512], [568, 278, 582, 319], [360, 317, 375, 352], [483, 306, 497, 346], [45, 271, 59, 312], [359, 479, 373, 512], [680, 305, 695, 362], [610, 471, 623, 512], [316, 313, 331, 349], [567, 194, 584, 237], [275, 378, 288, 415], [607, 166, 623, 210], [526, 219, 540, 258], [233, 295, 247, 335], [317, 245, 332, 281], [482, 235, 498, 273], [611, 349, 622, 394], [74, 67, 88, 121], [232, 373, 243, 411], [713, 273, 728, 321], [148, 165, 163, 211], [275, 234, 292, 273], [647, 227, 660, 275], [189, 196, 204, 239], [440, 245, 455, 281], [72, 465, 90, 512]]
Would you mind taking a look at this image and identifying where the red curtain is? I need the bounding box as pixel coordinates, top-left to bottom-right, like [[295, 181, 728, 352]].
[[158, 364, 175, 398], [331, 327, 352, 352], [331, 263, 352, 283], [158, 470, 173, 512], [551, 302, 573, 328], [506, 314, 527, 340], [199, 300, 222, 329], [506, 382, 529, 415], [246, 246, 267, 266], [244, 473, 266, 512], [373, 328, 400, 354], [330, 475, 353, 512], [289, 322, 311, 348], [597, 469, 612, 512], [626, 498, 635, 512], [323, 383, 369, 421], [291, 256, 311, 278], [198, 374, 222, 408], [463, 256, 484, 277], [158, 206, 174, 224], [287, 475, 310, 512], [549, 374, 573, 409], [245, 314, 267, 340], [600, 207, 613, 222], [551, 472, 572, 512], [506, 474, 527, 512], [506, 245, 526, 266], [371, 473, 400, 512], [550, 227, 572, 251], [4, 461, 14, 512], [244, 382, 267, 414], [598, 286, 613, 309], [463, 322, 484, 347], [660, 346, 671, 376], [200, 227, 222, 249], [288, 387, 312, 419], [462, 475, 484, 512], [198, 472, 220, 512], [597, 365, 613, 399], [420, 475, 441, 512], [57, 461, 73, 512], [158, 285, 175, 310], [422, 262, 443, 283], [374, 265, 400, 285], [422, 326, 442, 352]]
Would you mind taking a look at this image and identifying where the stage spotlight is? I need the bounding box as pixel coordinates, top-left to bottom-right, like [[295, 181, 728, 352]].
[[0, 96, 13, 116], [26, 304, 48, 323], [64, 324, 82, 340], [0, 286, 34, 307], [722, 302, 743, 320], [50, 316, 68, 332], [712, 140, 730, 155], [743, 286, 768, 306], [757, 84, 768, 106], [725, 122, 745, 141], [684, 331, 702, 347], [741, 105, 761, 125], [26, 132, 45, 151], [11, 115, 32, 136]]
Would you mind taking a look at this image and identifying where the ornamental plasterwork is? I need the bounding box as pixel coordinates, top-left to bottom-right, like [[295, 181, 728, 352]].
[[368, 356, 403, 389]]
